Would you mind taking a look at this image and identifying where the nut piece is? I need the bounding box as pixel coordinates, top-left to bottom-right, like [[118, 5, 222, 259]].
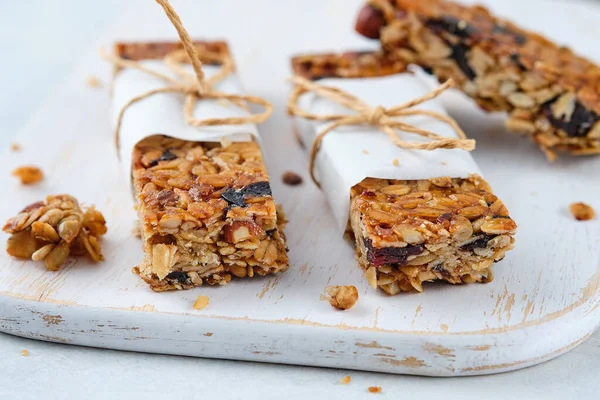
[[340, 375, 352, 385], [223, 221, 260, 244], [323, 285, 359, 310], [151, 244, 178, 280], [366, 267, 378, 289], [6, 231, 38, 259], [12, 166, 44, 185], [570, 202, 596, 221], [282, 171, 303, 186], [31, 244, 56, 261], [10, 143, 21, 152], [44, 241, 70, 271], [193, 295, 210, 310]]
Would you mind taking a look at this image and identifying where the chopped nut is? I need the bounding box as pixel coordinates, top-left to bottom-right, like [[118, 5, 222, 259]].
[[193, 295, 210, 310], [362, 149, 369, 154], [449, 215, 473, 242], [282, 171, 303, 186], [392, 158, 400, 167], [44, 241, 70, 271], [10, 143, 21, 152], [323, 286, 359, 310], [31, 244, 55, 261], [340, 375, 352, 384], [368, 386, 382, 393], [381, 184, 411, 195], [366, 267, 378, 289], [223, 221, 260, 243], [31, 221, 60, 242], [12, 166, 44, 185], [57, 218, 82, 243], [151, 244, 178, 280], [570, 202, 595, 221], [21, 350, 29, 357], [6, 231, 38, 259], [480, 217, 517, 234]]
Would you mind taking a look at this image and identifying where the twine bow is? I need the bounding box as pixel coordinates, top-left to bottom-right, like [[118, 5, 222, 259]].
[[102, 0, 273, 152], [287, 75, 476, 187]]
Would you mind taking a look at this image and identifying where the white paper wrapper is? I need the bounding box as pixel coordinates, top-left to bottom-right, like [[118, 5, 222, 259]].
[[296, 71, 481, 235], [111, 61, 258, 183]]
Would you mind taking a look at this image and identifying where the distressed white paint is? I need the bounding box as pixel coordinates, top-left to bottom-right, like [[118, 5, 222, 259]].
[[0, 0, 599, 377]]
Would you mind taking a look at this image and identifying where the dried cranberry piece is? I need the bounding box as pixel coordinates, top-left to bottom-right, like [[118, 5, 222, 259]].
[[450, 43, 476, 80], [165, 271, 189, 283], [221, 188, 246, 207], [364, 238, 425, 267], [244, 181, 272, 196], [509, 53, 527, 71], [148, 149, 178, 167], [221, 181, 272, 207], [543, 98, 599, 138], [427, 16, 479, 39], [459, 234, 497, 251]]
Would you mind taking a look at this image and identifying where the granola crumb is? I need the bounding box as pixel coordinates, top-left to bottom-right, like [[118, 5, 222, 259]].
[[323, 285, 359, 310], [10, 142, 21, 152], [12, 165, 44, 185], [21, 349, 29, 357], [570, 202, 596, 221], [340, 375, 352, 384], [3, 195, 107, 270], [362, 149, 369, 154], [368, 386, 382, 393], [282, 171, 303, 186], [193, 295, 210, 310], [441, 161, 447, 166], [86, 75, 102, 88], [392, 158, 400, 167]]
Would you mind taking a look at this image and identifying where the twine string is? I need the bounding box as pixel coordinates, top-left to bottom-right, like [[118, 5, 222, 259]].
[[287, 75, 475, 186]]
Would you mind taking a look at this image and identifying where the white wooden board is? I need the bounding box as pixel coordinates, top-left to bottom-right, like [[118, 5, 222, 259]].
[[1, 0, 599, 377]]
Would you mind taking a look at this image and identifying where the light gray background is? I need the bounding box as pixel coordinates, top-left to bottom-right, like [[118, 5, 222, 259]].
[[1, 1, 599, 399]]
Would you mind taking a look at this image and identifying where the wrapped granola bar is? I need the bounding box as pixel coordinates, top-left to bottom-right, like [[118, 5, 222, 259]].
[[111, 41, 288, 291], [291, 51, 516, 294]]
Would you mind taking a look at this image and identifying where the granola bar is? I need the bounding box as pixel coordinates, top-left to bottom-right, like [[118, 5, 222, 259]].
[[355, 0, 600, 158], [292, 52, 516, 294], [116, 41, 289, 291], [132, 135, 288, 291], [291, 50, 407, 80], [3, 195, 106, 271], [351, 176, 515, 294]]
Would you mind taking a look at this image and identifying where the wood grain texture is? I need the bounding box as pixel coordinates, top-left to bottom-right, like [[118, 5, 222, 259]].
[[0, 0, 599, 377]]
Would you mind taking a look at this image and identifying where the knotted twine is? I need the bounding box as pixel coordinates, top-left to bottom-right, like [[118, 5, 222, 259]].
[[287, 75, 476, 187], [102, 0, 273, 152]]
